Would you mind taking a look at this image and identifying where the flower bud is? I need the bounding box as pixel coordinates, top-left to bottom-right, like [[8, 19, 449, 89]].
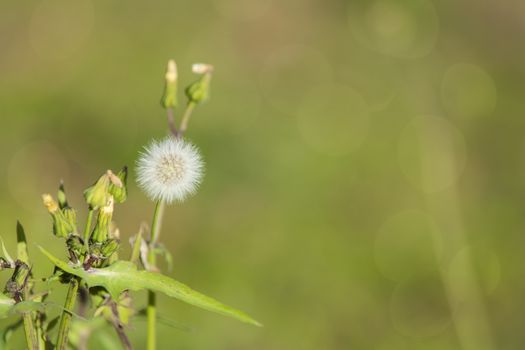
[[160, 59, 178, 109], [57, 182, 68, 209], [108, 166, 128, 203], [185, 64, 213, 104], [84, 171, 111, 209], [90, 196, 114, 243], [42, 194, 76, 238], [5, 261, 30, 298], [101, 239, 119, 257], [66, 235, 85, 262]]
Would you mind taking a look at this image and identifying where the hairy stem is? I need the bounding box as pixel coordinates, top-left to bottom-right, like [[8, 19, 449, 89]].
[[56, 277, 79, 350], [147, 200, 165, 350]]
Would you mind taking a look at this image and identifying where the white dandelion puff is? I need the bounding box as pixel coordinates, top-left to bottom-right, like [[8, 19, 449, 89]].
[[136, 137, 204, 204]]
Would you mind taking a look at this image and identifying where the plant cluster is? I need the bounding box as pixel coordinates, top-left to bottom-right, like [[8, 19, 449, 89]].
[[0, 60, 260, 350]]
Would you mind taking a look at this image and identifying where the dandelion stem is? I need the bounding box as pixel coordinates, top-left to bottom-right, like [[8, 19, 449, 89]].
[[147, 200, 165, 350], [177, 101, 196, 138]]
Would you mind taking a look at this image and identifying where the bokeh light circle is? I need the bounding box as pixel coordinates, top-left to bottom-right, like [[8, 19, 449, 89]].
[[398, 115, 467, 193], [296, 84, 369, 156], [375, 210, 442, 281], [348, 0, 439, 58], [441, 63, 497, 118], [390, 272, 451, 338]]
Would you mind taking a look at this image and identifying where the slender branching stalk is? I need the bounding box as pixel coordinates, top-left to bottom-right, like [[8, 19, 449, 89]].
[[57, 209, 93, 349], [167, 107, 178, 136], [146, 200, 165, 350], [56, 277, 79, 350], [22, 282, 38, 350], [177, 101, 196, 138], [22, 312, 38, 350]]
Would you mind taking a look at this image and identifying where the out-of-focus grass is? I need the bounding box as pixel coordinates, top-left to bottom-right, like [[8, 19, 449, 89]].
[[1, 0, 525, 349]]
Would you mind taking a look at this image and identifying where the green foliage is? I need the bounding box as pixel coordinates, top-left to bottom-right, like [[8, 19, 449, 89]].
[[0, 59, 258, 350], [39, 247, 261, 327]]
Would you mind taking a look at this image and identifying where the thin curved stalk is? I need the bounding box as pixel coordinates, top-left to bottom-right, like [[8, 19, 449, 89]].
[[147, 200, 165, 350]]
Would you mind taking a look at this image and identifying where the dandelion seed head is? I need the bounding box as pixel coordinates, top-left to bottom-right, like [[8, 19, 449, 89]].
[[136, 137, 204, 204]]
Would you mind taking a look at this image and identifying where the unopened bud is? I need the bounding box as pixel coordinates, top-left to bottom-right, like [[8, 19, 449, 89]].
[[161, 59, 178, 109], [66, 235, 85, 261], [84, 171, 111, 209], [108, 166, 128, 203], [185, 68, 212, 104], [57, 182, 69, 209], [90, 196, 114, 243], [5, 262, 30, 298], [42, 194, 76, 238], [101, 239, 119, 257]]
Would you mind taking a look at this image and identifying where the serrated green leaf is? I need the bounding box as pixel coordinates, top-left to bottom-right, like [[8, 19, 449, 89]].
[[39, 247, 261, 327]]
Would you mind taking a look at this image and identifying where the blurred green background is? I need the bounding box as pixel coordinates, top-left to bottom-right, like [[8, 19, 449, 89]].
[[0, 0, 523, 349]]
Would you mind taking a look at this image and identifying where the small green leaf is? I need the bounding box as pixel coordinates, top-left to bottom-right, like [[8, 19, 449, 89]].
[[0, 237, 13, 263], [129, 229, 143, 265], [16, 222, 29, 264], [10, 301, 45, 315], [154, 243, 173, 272], [0, 294, 16, 319], [0, 319, 23, 349], [39, 247, 261, 327], [0, 294, 43, 319]]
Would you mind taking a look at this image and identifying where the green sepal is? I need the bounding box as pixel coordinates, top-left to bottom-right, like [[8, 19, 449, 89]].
[[108, 166, 128, 203], [185, 73, 211, 104]]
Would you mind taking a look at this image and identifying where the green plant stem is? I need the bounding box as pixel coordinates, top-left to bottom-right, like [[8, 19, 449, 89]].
[[15, 258, 40, 350], [56, 277, 79, 350], [177, 101, 196, 138], [22, 312, 38, 350], [167, 107, 178, 136], [147, 200, 165, 350], [83, 208, 94, 248], [56, 208, 93, 350], [22, 283, 38, 350]]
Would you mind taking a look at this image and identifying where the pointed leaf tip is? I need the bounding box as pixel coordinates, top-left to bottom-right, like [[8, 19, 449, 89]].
[[16, 221, 29, 264]]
